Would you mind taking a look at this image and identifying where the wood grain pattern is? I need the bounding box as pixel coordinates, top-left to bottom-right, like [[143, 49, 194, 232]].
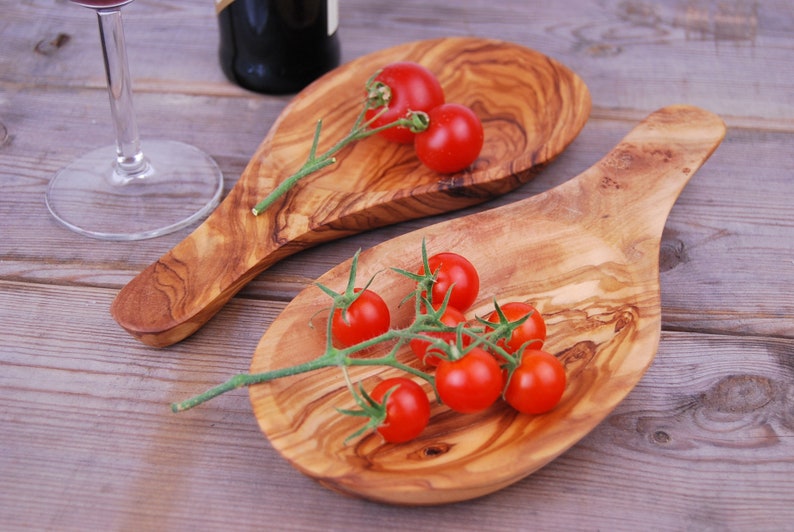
[[249, 105, 726, 505], [3, 0, 794, 528], [110, 37, 591, 347]]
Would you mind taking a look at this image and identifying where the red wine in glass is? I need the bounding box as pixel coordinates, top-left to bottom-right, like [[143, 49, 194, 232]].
[[69, 1, 133, 7], [46, 0, 223, 240]]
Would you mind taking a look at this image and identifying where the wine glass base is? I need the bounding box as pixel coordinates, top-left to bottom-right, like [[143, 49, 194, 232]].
[[46, 140, 223, 240]]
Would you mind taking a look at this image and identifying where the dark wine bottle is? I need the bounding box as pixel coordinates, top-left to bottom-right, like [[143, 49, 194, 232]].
[[216, 0, 341, 94]]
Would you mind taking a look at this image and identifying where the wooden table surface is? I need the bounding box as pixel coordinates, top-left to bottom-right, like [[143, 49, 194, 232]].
[[2, 0, 792, 529]]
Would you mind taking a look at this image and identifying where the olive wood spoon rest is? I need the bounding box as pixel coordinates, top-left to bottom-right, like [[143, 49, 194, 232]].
[[248, 105, 726, 505], [111, 37, 590, 347]]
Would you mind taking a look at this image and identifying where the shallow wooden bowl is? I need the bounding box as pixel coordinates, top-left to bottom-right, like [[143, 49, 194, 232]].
[[111, 37, 591, 347], [249, 105, 726, 505]]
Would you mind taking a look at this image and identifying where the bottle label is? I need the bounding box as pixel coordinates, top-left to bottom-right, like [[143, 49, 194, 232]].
[[327, 0, 339, 36]]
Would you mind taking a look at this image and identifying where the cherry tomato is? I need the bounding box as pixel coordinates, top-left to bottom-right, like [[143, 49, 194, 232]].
[[410, 305, 469, 367], [370, 377, 431, 443], [365, 62, 445, 144], [331, 288, 390, 348], [485, 302, 547, 354], [418, 252, 480, 312], [435, 348, 503, 414], [414, 103, 484, 173], [504, 350, 566, 415]]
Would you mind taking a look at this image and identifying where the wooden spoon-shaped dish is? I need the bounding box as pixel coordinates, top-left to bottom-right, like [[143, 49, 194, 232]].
[[111, 37, 590, 347], [248, 105, 726, 505]]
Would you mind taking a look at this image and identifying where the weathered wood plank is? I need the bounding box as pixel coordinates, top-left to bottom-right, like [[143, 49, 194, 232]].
[[1, 282, 792, 529], [5, 1, 793, 126], [1, 84, 790, 339]]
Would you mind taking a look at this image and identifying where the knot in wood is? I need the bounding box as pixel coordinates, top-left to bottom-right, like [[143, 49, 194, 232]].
[[652, 430, 671, 444], [34, 33, 71, 56], [659, 237, 689, 272], [0, 122, 9, 148], [406, 443, 453, 461], [702, 374, 774, 414]]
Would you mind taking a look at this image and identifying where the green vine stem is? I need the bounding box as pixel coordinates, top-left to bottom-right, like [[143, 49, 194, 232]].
[[170, 243, 532, 440], [170, 356, 335, 413], [250, 77, 430, 216], [170, 308, 471, 413], [171, 248, 525, 412]]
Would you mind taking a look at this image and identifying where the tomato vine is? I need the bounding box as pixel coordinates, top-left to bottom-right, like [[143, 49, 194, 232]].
[[172, 241, 565, 444], [250, 61, 483, 216]]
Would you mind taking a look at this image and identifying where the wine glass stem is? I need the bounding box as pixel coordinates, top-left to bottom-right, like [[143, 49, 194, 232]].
[[96, 8, 149, 183]]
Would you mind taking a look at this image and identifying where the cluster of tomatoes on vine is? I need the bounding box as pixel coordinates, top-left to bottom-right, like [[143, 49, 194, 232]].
[[251, 61, 484, 215], [325, 244, 567, 444], [364, 61, 484, 174]]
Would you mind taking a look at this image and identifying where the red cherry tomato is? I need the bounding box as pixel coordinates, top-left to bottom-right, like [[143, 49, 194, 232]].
[[331, 288, 390, 348], [365, 61, 445, 144], [370, 377, 431, 443], [435, 348, 503, 414], [504, 350, 566, 415], [485, 302, 547, 354], [414, 103, 484, 173], [418, 252, 480, 312], [410, 305, 469, 367]]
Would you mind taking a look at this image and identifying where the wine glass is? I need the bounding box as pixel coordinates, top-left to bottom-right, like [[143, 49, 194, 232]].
[[45, 0, 224, 240]]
